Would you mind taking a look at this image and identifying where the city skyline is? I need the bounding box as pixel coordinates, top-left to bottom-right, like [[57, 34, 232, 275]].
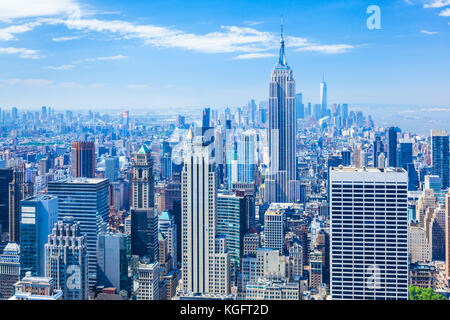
[[0, 0, 449, 110]]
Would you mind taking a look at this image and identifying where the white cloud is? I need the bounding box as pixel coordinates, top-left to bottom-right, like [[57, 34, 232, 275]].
[[420, 29, 439, 34], [424, 0, 450, 8], [52, 35, 84, 41], [439, 7, 450, 15], [0, 47, 40, 59], [232, 53, 275, 60], [0, 20, 45, 41], [296, 44, 355, 54], [46, 64, 74, 70], [0, 5, 356, 57], [85, 54, 128, 62], [0, 0, 81, 22]]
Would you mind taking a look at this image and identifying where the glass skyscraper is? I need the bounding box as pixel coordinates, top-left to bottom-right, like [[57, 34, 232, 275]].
[[47, 178, 109, 290]]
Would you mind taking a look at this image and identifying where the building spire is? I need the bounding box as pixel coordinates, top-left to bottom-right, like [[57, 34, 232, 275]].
[[278, 16, 287, 66]]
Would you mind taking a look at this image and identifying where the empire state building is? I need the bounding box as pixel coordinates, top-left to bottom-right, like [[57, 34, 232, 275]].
[[265, 23, 299, 204]]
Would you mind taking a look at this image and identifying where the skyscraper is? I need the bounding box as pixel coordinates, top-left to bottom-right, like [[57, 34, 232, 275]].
[[181, 134, 230, 295], [263, 206, 284, 252], [71, 141, 96, 178], [387, 127, 398, 167], [0, 168, 13, 238], [237, 130, 256, 183], [105, 156, 119, 182], [320, 74, 327, 118], [329, 167, 408, 300], [97, 232, 131, 295], [132, 145, 154, 209], [431, 130, 449, 189], [217, 192, 246, 278], [265, 22, 298, 204], [9, 163, 33, 243], [45, 217, 88, 300], [130, 144, 158, 261], [19, 195, 58, 277], [48, 178, 109, 290]]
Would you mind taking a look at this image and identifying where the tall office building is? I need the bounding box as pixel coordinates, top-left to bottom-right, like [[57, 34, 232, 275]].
[[0, 168, 13, 237], [263, 207, 284, 252], [431, 130, 449, 189], [181, 134, 230, 295], [132, 145, 154, 209], [0, 242, 20, 300], [48, 178, 109, 289], [158, 211, 177, 270], [130, 208, 158, 261], [97, 232, 131, 295], [71, 141, 96, 178], [105, 156, 119, 182], [217, 192, 246, 277], [9, 163, 33, 243], [45, 217, 88, 300], [320, 75, 327, 118], [265, 23, 298, 204], [137, 261, 159, 300], [445, 192, 450, 281], [130, 144, 158, 261], [19, 195, 58, 277], [373, 136, 384, 168], [296, 93, 304, 119], [399, 140, 413, 170], [387, 127, 398, 167], [329, 167, 408, 300], [237, 130, 256, 183]]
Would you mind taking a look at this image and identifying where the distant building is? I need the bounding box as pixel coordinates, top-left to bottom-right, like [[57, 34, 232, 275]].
[[9, 163, 33, 243], [71, 141, 96, 178]]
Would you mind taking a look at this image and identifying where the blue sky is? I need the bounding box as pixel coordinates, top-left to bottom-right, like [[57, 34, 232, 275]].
[[0, 0, 449, 111]]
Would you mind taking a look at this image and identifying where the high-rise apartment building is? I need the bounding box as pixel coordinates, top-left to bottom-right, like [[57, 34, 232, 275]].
[[71, 141, 96, 178], [48, 178, 109, 289], [329, 167, 408, 300], [45, 217, 88, 300]]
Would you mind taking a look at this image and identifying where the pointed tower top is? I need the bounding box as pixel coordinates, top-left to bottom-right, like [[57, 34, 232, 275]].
[[187, 125, 193, 140], [277, 17, 287, 67]]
